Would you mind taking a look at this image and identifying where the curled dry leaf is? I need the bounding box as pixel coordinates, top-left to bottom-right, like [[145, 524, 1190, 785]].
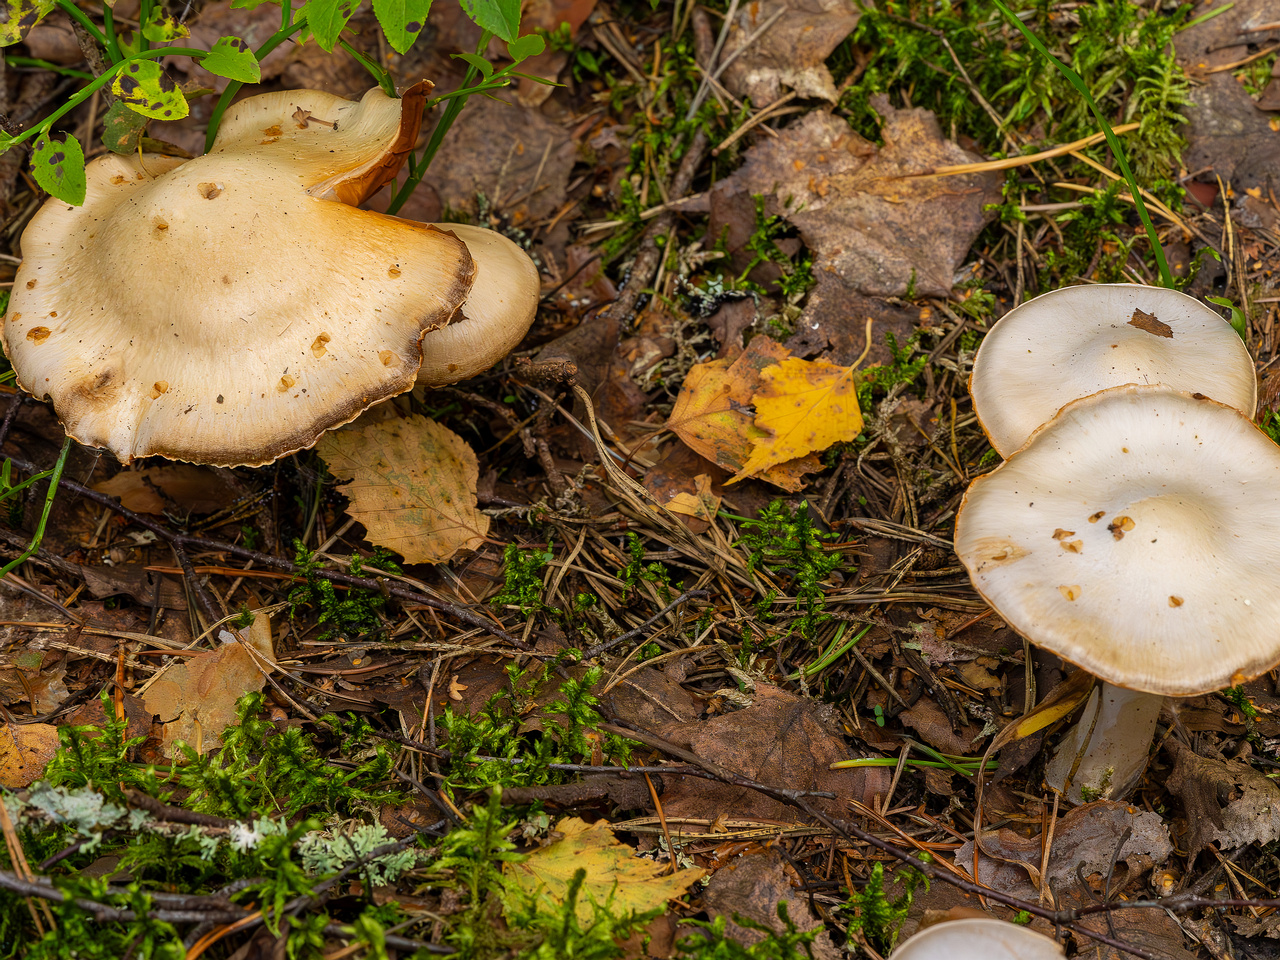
[[719, 0, 860, 107], [503, 816, 705, 921], [317, 414, 489, 564]]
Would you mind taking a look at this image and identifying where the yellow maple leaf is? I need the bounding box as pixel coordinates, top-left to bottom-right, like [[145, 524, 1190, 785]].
[[317, 414, 489, 564], [505, 817, 705, 922], [666, 338, 821, 491], [730, 358, 863, 483]]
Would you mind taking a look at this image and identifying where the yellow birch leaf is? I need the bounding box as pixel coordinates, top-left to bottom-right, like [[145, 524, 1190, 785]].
[[730, 358, 863, 483], [504, 817, 705, 922], [317, 414, 489, 563], [666, 473, 721, 521], [666, 338, 817, 490]]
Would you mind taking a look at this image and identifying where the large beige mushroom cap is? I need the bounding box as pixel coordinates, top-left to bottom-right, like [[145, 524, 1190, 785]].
[[3, 84, 475, 466], [970, 283, 1256, 457], [416, 222, 540, 387], [955, 385, 1280, 696]]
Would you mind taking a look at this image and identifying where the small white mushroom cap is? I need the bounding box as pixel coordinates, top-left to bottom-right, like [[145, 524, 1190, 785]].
[[970, 284, 1257, 457], [416, 223, 540, 387], [955, 384, 1280, 696], [888, 918, 1063, 960], [3, 84, 475, 466]]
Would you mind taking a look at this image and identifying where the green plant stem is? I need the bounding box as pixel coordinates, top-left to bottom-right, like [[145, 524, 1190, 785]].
[[385, 30, 492, 216], [0, 438, 70, 579], [339, 38, 395, 98], [203, 16, 309, 153], [5, 56, 94, 80], [52, 0, 108, 52], [137, 0, 152, 52], [991, 0, 1173, 288], [789, 623, 873, 679], [101, 2, 122, 64]]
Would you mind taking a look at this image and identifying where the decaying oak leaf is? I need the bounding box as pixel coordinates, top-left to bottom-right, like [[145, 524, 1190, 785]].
[[0, 722, 60, 787], [731, 358, 862, 483], [719, 0, 860, 107], [665, 474, 721, 522], [317, 415, 489, 563], [710, 98, 1001, 298], [666, 337, 820, 491], [143, 614, 274, 757], [504, 816, 705, 921]]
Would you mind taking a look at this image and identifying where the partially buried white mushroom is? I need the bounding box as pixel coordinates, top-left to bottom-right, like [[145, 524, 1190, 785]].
[[956, 385, 1280, 799], [416, 222, 540, 387], [3, 83, 476, 467], [888, 917, 1063, 960], [970, 283, 1256, 457]]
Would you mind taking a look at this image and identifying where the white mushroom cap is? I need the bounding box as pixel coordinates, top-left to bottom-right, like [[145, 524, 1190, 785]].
[[888, 918, 1063, 960], [970, 284, 1257, 457], [416, 223, 539, 387], [3, 84, 475, 466], [955, 385, 1280, 696]]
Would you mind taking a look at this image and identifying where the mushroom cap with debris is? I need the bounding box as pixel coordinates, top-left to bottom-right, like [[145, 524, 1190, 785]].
[[3, 83, 475, 467], [417, 222, 540, 387], [970, 283, 1256, 457], [955, 384, 1280, 697]]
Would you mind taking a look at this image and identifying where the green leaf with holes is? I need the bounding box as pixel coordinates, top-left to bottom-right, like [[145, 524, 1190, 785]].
[[112, 60, 189, 121], [372, 0, 430, 54], [305, 0, 360, 51], [458, 0, 518, 42], [141, 6, 189, 41], [102, 101, 150, 155], [31, 132, 86, 206], [200, 36, 261, 82], [0, 0, 55, 45]]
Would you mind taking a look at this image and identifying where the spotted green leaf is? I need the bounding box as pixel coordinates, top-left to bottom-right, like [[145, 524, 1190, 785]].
[[31, 132, 86, 206], [102, 100, 150, 155], [112, 60, 189, 121], [305, 0, 360, 51], [0, 0, 55, 46], [458, 0, 518, 42], [372, 0, 430, 54], [200, 36, 261, 82], [141, 6, 189, 42]]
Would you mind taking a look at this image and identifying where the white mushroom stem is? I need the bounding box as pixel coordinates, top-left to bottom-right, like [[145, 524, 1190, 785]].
[[416, 223, 540, 387], [1044, 682, 1162, 804]]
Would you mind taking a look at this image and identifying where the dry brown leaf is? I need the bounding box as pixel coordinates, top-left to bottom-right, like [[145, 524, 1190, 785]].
[[143, 614, 274, 757], [731, 358, 863, 482], [317, 415, 489, 564], [0, 722, 60, 787], [504, 817, 705, 921], [711, 99, 1000, 298], [720, 0, 860, 107], [665, 338, 819, 491], [94, 464, 239, 515], [665, 474, 721, 521]]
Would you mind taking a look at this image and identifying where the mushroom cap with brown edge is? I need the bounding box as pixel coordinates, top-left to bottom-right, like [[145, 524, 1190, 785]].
[[970, 283, 1256, 458], [3, 83, 475, 467], [954, 384, 1280, 697], [416, 223, 540, 388]]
